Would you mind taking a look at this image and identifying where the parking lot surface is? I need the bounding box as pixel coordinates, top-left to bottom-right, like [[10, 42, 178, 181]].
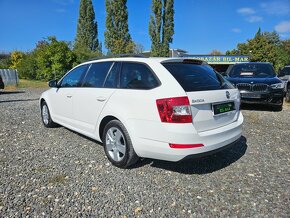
[[0, 89, 289, 217]]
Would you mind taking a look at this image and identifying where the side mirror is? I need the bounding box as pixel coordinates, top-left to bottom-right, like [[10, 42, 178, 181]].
[[48, 80, 58, 88]]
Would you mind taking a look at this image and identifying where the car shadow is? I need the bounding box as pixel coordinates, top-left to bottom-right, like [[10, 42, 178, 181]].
[[60, 127, 247, 174], [0, 90, 25, 95], [0, 98, 39, 103], [131, 136, 248, 174]]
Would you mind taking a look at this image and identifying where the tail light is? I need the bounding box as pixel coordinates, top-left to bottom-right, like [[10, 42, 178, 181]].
[[156, 96, 192, 123]]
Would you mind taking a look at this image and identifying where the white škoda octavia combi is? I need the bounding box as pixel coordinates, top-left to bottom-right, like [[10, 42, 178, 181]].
[[40, 57, 243, 168]]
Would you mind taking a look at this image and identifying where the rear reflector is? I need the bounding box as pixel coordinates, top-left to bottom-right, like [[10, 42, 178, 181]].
[[169, 143, 204, 149]]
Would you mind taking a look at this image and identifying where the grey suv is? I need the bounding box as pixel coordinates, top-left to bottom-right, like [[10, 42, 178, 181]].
[[278, 66, 290, 102]]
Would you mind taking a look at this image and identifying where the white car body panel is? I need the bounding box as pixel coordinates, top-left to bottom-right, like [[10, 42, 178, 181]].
[[40, 57, 243, 162], [73, 88, 116, 134]]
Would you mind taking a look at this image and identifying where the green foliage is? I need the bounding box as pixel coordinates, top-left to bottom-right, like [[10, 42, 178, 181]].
[[35, 36, 76, 80], [104, 0, 134, 54], [0, 55, 11, 69], [73, 46, 102, 65], [226, 28, 290, 71], [17, 36, 76, 81], [17, 52, 38, 79], [75, 0, 100, 52], [149, 0, 174, 57]]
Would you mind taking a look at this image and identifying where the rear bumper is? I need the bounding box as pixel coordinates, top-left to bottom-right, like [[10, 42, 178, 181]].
[[240, 89, 284, 105], [130, 113, 244, 162], [181, 137, 240, 160]]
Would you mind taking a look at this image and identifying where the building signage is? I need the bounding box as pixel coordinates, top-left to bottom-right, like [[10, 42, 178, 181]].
[[184, 55, 249, 64]]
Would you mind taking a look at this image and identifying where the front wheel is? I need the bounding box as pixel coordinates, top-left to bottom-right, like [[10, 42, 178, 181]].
[[102, 120, 139, 168], [41, 101, 57, 128]]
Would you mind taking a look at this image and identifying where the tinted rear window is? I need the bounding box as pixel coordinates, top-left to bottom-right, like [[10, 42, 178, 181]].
[[282, 67, 290, 75], [228, 63, 276, 78], [162, 63, 232, 92]]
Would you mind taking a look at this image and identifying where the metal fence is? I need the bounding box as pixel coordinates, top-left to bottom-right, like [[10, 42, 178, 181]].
[[0, 69, 19, 86]]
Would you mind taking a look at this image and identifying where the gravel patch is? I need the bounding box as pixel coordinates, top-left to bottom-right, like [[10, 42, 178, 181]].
[[0, 89, 289, 217]]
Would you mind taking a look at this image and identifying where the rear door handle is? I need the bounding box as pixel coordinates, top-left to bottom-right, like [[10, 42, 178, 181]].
[[67, 95, 72, 98], [97, 97, 106, 102]]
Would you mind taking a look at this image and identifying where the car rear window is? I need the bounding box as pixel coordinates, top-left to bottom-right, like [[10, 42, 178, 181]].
[[162, 62, 232, 92], [228, 63, 276, 78], [282, 67, 290, 75]]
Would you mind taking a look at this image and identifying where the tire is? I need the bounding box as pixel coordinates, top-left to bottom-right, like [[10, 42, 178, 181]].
[[272, 103, 283, 112], [102, 120, 139, 168], [286, 91, 290, 102], [41, 101, 57, 128]]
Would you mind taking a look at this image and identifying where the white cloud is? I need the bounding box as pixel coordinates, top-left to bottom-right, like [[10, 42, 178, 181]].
[[261, 1, 290, 15], [237, 7, 263, 23], [275, 21, 290, 33], [232, 28, 241, 33], [246, 16, 263, 23], [237, 7, 256, 15]]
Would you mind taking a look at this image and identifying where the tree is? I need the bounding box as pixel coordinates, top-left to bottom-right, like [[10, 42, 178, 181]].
[[0, 53, 11, 69], [35, 36, 76, 80], [210, 50, 223, 55], [149, 0, 174, 57], [105, 0, 134, 54], [10, 51, 24, 69], [226, 28, 290, 71], [75, 0, 100, 52], [133, 43, 145, 54], [17, 52, 38, 79], [264, 31, 281, 46]]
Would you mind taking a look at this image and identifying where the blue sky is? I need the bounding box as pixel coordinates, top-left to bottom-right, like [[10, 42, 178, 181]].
[[0, 0, 289, 54]]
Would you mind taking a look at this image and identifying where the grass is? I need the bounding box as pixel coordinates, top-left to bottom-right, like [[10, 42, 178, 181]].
[[4, 79, 48, 90], [17, 79, 48, 88]]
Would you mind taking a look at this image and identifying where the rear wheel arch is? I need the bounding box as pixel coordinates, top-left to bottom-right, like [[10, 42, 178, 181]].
[[99, 115, 119, 141], [40, 98, 45, 107]]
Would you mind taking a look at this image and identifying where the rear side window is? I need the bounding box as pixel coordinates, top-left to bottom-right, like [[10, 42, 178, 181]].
[[104, 62, 121, 88], [120, 62, 159, 89], [163, 63, 231, 92], [60, 64, 88, 87], [82, 62, 113, 87]]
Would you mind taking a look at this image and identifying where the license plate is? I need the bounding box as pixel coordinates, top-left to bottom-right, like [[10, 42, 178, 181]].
[[213, 102, 235, 115], [241, 93, 261, 98]]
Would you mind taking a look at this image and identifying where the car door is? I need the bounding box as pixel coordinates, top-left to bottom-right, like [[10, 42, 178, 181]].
[[73, 62, 119, 133], [50, 64, 89, 126]]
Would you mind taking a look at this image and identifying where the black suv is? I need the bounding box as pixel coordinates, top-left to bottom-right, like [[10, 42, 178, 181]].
[[0, 75, 4, 89], [225, 62, 284, 111]]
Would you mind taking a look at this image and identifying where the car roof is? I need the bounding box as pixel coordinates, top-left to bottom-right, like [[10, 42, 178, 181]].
[[79, 57, 207, 66], [234, 62, 272, 65]]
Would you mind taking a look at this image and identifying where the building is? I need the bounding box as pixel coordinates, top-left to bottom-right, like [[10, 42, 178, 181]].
[[143, 49, 249, 74], [171, 49, 249, 74]]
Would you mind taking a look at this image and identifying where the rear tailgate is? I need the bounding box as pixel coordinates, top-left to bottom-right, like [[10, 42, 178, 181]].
[[187, 89, 240, 132]]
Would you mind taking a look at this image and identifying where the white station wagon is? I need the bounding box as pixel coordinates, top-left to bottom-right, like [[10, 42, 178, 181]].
[[40, 57, 243, 168]]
